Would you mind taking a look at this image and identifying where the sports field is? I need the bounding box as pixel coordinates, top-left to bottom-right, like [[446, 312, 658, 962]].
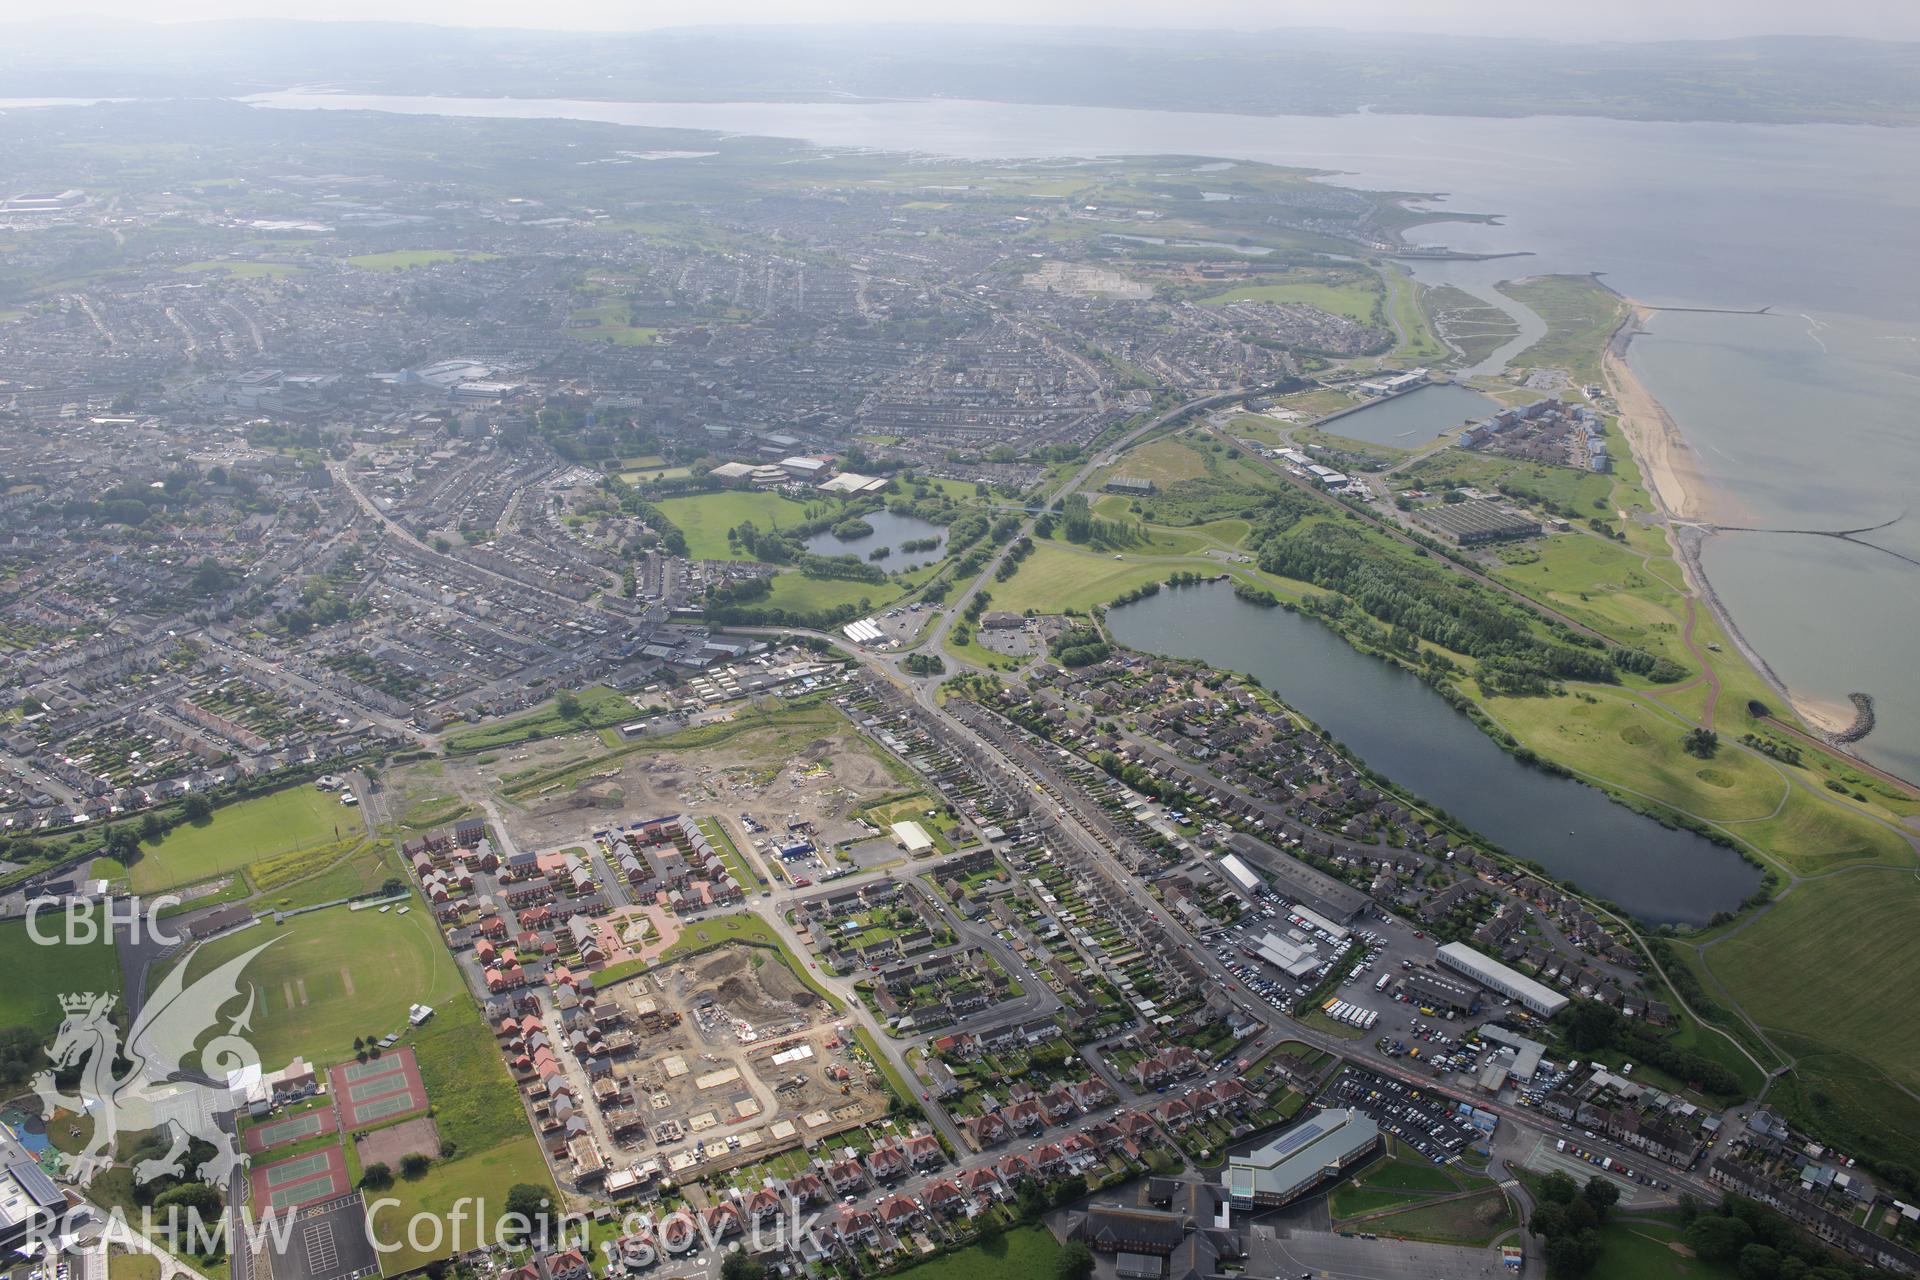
[[131, 785, 354, 893], [652, 490, 817, 560], [0, 914, 121, 1034], [167, 905, 464, 1068]]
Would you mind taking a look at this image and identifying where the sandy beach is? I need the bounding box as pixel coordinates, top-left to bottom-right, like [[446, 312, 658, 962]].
[[1792, 694, 1863, 737], [1604, 303, 1875, 748], [1601, 305, 1719, 523]]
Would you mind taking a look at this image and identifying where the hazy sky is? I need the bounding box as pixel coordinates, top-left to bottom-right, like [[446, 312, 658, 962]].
[[16, 0, 1920, 41]]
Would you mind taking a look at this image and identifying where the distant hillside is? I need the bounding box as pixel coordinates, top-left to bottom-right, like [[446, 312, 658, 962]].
[[6, 21, 1920, 126]]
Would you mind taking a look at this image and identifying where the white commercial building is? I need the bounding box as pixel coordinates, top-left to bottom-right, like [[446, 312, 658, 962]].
[[818, 471, 889, 494], [1436, 941, 1568, 1016], [1218, 853, 1261, 895], [892, 821, 934, 854]]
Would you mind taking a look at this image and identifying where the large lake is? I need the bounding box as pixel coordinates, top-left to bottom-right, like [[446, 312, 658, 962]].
[[245, 91, 1920, 782], [1108, 581, 1762, 923]]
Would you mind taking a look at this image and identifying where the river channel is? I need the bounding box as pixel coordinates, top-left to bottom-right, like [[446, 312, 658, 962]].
[[1107, 580, 1762, 924]]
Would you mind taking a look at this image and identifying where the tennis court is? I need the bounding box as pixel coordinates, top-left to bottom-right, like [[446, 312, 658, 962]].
[[244, 1107, 337, 1155], [339, 1056, 401, 1084], [351, 1092, 421, 1123], [327, 1047, 428, 1129], [266, 1151, 332, 1187], [249, 1144, 348, 1214], [346, 1073, 408, 1105]]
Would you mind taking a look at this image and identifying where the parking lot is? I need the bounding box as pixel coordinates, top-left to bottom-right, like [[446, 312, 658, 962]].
[[1203, 896, 1369, 1015], [1204, 894, 1441, 1036], [1513, 1131, 1667, 1203], [1327, 1064, 1486, 1163], [1244, 1223, 1529, 1280]]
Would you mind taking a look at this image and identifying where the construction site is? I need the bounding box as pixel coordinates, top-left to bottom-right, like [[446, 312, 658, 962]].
[[604, 944, 894, 1181], [417, 702, 907, 851]]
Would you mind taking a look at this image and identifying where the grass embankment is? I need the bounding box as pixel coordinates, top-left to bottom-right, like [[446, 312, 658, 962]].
[[1350, 1186, 1517, 1246], [1384, 264, 1449, 363], [1327, 1138, 1464, 1217], [443, 685, 634, 754], [1691, 868, 1920, 1155], [130, 784, 357, 893], [696, 817, 761, 888]]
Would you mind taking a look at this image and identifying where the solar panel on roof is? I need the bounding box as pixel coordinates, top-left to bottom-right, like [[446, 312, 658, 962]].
[[6, 1161, 64, 1209]]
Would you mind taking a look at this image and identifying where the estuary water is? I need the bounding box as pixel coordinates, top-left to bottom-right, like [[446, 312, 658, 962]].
[[1108, 581, 1762, 924], [244, 91, 1920, 780]]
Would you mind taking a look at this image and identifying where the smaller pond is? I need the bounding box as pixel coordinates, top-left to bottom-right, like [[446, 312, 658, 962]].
[[1315, 382, 1500, 448], [801, 509, 950, 570]]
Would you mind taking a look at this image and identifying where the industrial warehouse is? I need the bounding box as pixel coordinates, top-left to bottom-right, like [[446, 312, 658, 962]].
[[1437, 941, 1570, 1016], [1410, 498, 1543, 547]]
